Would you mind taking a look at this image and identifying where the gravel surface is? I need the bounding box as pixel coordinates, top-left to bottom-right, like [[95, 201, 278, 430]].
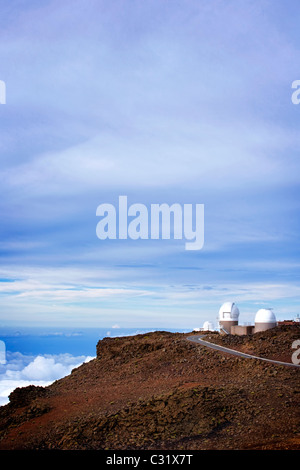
[[0, 326, 299, 450]]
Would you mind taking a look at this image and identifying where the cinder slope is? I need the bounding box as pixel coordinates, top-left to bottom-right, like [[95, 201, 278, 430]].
[[0, 328, 299, 450]]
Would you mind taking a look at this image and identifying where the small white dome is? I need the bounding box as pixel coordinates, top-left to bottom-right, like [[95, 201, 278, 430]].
[[218, 302, 240, 321], [255, 308, 276, 324], [203, 321, 214, 331]]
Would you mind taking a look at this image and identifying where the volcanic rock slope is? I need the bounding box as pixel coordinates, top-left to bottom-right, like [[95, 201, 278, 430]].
[[0, 325, 299, 450]]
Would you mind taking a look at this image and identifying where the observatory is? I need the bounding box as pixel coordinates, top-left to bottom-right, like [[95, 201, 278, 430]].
[[202, 320, 214, 331], [218, 303, 277, 335], [254, 308, 277, 333], [218, 302, 239, 334]]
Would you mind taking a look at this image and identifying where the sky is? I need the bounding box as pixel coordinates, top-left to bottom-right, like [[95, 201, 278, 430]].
[[0, 0, 300, 330]]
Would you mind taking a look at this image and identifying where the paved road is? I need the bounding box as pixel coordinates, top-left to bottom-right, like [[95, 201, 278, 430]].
[[187, 335, 300, 368]]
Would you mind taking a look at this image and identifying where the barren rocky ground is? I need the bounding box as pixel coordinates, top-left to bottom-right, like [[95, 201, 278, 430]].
[[0, 325, 299, 450]]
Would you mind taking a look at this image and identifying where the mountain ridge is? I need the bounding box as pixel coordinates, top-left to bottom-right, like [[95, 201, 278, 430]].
[[0, 326, 299, 450]]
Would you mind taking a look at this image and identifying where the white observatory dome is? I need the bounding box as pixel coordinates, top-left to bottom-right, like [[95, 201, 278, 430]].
[[203, 321, 214, 331], [255, 308, 276, 324], [218, 302, 240, 321]]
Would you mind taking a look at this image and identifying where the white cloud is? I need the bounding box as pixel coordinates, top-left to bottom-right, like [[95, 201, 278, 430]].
[[0, 352, 94, 406], [0, 379, 51, 407], [20, 356, 75, 381]]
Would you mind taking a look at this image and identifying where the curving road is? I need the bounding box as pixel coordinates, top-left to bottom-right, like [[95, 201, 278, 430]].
[[187, 335, 300, 368]]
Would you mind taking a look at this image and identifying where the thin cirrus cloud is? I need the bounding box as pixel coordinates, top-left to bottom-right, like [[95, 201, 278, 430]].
[[0, 1, 299, 327], [2, 120, 298, 198]]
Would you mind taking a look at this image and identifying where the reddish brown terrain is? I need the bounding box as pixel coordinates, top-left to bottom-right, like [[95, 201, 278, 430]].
[[0, 325, 299, 450]]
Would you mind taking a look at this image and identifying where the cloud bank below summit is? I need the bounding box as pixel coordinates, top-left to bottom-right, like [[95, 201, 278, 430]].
[[0, 352, 93, 406]]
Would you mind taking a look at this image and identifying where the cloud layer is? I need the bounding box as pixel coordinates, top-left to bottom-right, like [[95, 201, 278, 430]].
[[0, 351, 93, 406]]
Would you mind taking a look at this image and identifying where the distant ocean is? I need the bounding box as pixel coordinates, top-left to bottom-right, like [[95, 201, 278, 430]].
[[0, 326, 189, 357]]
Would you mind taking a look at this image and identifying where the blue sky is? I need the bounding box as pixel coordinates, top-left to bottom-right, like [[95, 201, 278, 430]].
[[0, 0, 300, 329]]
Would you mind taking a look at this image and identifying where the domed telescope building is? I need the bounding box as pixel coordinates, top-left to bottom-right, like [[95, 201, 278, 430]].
[[202, 320, 214, 331], [254, 308, 277, 333], [217, 302, 278, 335], [218, 302, 240, 334]]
